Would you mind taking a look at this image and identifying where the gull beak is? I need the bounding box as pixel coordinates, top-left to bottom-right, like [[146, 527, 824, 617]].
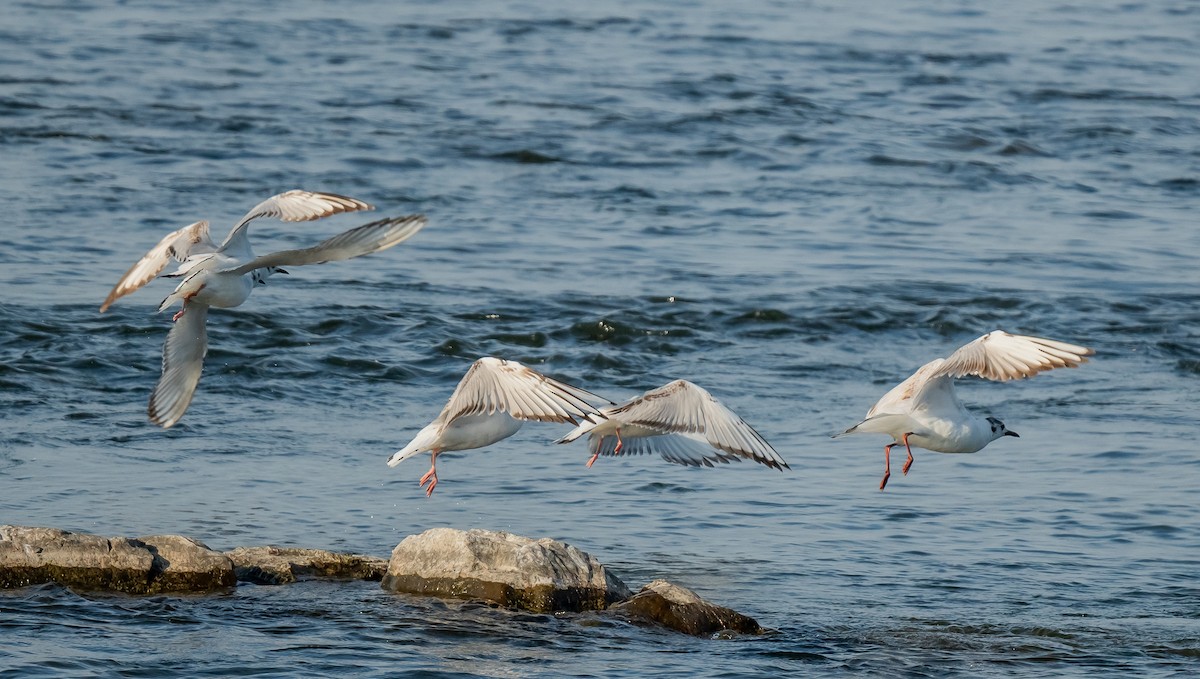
[[1004, 430, 1020, 438]]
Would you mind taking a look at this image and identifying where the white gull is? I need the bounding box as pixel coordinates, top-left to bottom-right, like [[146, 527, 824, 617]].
[[101, 190, 424, 428], [386, 357, 611, 496], [834, 330, 1094, 490]]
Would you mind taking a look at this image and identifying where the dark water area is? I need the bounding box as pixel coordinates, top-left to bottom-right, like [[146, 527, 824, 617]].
[[2, 0, 1198, 676]]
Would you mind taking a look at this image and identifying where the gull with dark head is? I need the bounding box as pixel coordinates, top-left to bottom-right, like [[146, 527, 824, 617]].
[[100, 189, 425, 428], [386, 357, 612, 496], [833, 331, 1094, 490], [556, 379, 790, 472]]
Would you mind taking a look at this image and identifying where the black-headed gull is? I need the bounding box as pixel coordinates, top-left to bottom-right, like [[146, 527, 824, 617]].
[[555, 379, 790, 471], [101, 192, 425, 429], [386, 357, 612, 496], [833, 331, 1094, 490]]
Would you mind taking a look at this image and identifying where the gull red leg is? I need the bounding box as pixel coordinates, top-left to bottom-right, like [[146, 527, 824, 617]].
[[587, 429, 622, 468], [172, 286, 205, 322], [901, 432, 915, 476], [419, 450, 439, 497], [880, 443, 895, 490]]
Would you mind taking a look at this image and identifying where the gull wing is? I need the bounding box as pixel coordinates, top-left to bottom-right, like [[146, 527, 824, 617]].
[[933, 331, 1094, 382], [586, 431, 742, 468], [148, 304, 209, 428], [218, 190, 374, 256], [602, 380, 789, 470], [437, 357, 609, 427], [865, 331, 1094, 418], [100, 220, 212, 312], [221, 215, 426, 276], [865, 359, 945, 418]]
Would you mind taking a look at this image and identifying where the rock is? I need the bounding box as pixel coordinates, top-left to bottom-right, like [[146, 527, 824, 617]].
[[610, 579, 765, 637], [381, 528, 632, 613], [1, 525, 153, 592], [225, 546, 388, 585], [0, 526, 235, 594], [134, 534, 237, 592]]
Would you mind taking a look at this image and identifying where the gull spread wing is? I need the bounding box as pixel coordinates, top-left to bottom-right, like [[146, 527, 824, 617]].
[[600, 380, 789, 470], [587, 431, 743, 468], [221, 215, 426, 276], [865, 331, 1094, 417], [218, 190, 374, 255], [437, 357, 609, 427], [100, 220, 212, 312], [934, 331, 1093, 382], [148, 304, 209, 428]]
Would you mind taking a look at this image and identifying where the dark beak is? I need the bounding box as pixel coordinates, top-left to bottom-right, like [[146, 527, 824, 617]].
[[276, 268, 290, 275], [1004, 430, 1020, 438]]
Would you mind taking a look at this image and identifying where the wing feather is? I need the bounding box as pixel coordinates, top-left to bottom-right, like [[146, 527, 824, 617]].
[[598, 380, 788, 470], [222, 215, 425, 276], [934, 331, 1093, 382], [438, 357, 609, 426], [147, 304, 209, 428], [587, 432, 740, 468], [100, 221, 213, 312], [218, 190, 373, 254]]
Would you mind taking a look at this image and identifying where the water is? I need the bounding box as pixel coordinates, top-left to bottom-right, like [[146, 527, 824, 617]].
[[2, 0, 1198, 675]]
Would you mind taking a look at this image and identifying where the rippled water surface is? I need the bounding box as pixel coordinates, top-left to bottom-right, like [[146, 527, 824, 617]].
[[2, 0, 1198, 676]]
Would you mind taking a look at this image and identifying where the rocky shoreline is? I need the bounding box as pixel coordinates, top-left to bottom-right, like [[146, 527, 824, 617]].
[[1, 525, 763, 638]]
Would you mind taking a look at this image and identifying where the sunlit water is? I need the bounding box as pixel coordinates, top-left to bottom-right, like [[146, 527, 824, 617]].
[[2, 0, 1198, 676]]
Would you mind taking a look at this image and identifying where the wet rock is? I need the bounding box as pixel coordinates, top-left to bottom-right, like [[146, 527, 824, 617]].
[[134, 534, 237, 592], [0, 525, 235, 594], [381, 528, 632, 613], [610, 579, 765, 637], [1, 525, 152, 592], [226, 546, 387, 585]]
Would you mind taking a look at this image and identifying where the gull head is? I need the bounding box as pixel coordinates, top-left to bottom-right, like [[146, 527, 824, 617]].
[[986, 416, 1020, 441], [251, 267, 289, 286]]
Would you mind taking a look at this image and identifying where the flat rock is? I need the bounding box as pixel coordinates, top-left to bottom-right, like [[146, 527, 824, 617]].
[[226, 546, 388, 585], [382, 528, 632, 613], [0, 525, 235, 594], [610, 579, 765, 637]]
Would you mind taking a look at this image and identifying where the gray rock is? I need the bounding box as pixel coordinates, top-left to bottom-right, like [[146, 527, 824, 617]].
[[381, 528, 632, 613], [0, 525, 235, 594], [610, 579, 765, 637], [134, 534, 237, 592], [226, 546, 388, 585]]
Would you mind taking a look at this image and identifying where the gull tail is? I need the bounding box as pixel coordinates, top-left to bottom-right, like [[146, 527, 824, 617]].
[[554, 419, 595, 445], [158, 270, 206, 313], [832, 413, 918, 439]]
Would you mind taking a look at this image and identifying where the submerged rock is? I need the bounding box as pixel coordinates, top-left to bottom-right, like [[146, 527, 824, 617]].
[[0, 526, 235, 594], [610, 579, 765, 637], [381, 527, 632, 613], [226, 546, 388, 585]]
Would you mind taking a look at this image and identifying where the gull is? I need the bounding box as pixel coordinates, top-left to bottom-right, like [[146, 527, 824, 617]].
[[833, 331, 1094, 490], [100, 190, 374, 314], [146, 214, 425, 428], [386, 357, 612, 496], [101, 191, 425, 429], [555, 380, 790, 472]]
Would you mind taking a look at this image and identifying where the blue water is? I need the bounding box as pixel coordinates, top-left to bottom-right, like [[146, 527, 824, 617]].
[[2, 0, 1199, 676]]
